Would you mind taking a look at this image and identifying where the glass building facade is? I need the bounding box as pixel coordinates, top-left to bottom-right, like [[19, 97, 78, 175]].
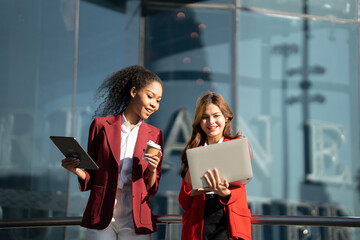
[[0, 0, 359, 239]]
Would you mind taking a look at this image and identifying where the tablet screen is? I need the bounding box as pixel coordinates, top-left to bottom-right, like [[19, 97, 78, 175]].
[[50, 136, 99, 170]]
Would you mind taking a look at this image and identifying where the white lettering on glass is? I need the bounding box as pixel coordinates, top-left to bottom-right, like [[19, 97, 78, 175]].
[[163, 108, 192, 163], [307, 120, 350, 184], [237, 115, 272, 177]]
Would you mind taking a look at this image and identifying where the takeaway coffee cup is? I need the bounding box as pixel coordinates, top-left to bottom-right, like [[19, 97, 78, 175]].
[[143, 140, 161, 161]]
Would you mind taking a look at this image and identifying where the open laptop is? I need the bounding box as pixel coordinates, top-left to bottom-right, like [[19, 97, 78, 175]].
[[186, 138, 253, 190]]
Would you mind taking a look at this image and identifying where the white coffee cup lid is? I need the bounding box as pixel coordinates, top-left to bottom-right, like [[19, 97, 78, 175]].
[[147, 140, 161, 149]]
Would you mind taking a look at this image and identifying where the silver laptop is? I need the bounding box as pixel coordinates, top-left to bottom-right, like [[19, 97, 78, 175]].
[[186, 138, 253, 190]]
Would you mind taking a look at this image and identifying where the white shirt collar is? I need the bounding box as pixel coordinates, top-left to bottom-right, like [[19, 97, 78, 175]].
[[204, 137, 224, 146], [121, 112, 142, 133]]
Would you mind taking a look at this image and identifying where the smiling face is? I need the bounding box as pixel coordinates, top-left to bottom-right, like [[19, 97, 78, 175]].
[[200, 103, 227, 145], [125, 80, 163, 124]]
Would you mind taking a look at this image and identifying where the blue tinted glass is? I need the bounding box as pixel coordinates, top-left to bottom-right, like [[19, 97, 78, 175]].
[[145, 4, 360, 238], [146, 0, 235, 4], [239, 0, 358, 20], [0, 0, 142, 238], [236, 10, 359, 217], [144, 6, 234, 237], [0, 0, 75, 238], [1, 0, 360, 239], [145, 5, 235, 125], [69, 0, 142, 237], [76, 0, 141, 144]]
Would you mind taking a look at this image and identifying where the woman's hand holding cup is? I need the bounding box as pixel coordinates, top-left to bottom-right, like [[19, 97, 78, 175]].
[[143, 140, 162, 172]]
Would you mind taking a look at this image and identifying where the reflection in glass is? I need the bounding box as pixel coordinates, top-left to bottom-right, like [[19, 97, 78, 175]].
[[0, 0, 359, 239], [237, 5, 358, 212], [238, 0, 357, 20], [145, 5, 235, 239], [0, 0, 77, 239], [146, 0, 235, 4]]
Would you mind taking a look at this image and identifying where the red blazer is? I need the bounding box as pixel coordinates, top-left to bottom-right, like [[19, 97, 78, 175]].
[[78, 114, 164, 234], [178, 138, 252, 240]]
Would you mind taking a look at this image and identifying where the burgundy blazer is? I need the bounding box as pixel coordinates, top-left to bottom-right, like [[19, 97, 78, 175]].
[[178, 138, 252, 240], [78, 114, 164, 234]]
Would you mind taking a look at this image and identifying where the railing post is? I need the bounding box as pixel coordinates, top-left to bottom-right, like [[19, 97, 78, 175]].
[[164, 223, 170, 240]]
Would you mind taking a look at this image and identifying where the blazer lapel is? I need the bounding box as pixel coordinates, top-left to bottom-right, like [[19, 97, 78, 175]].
[[103, 116, 154, 168], [133, 123, 152, 167], [104, 115, 122, 166]]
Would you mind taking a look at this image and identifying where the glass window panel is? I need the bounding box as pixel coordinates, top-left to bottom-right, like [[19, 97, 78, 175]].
[[0, 0, 141, 239], [1, 0, 360, 239], [145, 5, 235, 121], [75, 0, 141, 148], [67, 0, 143, 238], [0, 0, 76, 239], [238, 0, 358, 20], [236, 10, 359, 221], [144, 5, 234, 238], [146, 0, 235, 4]]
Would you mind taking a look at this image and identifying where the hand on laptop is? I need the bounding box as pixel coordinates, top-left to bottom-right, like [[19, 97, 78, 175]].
[[201, 168, 231, 197]]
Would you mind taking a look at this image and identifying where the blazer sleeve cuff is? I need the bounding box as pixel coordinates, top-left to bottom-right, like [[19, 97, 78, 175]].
[[220, 185, 246, 205], [78, 170, 91, 191], [178, 180, 193, 210]]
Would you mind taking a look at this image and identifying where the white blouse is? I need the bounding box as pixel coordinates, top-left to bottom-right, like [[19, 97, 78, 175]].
[[118, 113, 142, 189]]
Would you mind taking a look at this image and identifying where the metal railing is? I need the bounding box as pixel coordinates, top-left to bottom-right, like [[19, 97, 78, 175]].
[[1, 215, 360, 229]]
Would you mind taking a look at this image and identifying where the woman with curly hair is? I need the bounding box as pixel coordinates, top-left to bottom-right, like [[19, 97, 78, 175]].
[[61, 65, 164, 240], [179, 91, 252, 240]]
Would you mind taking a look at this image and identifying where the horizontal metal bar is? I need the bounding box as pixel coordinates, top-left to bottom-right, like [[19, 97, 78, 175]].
[[145, 1, 360, 25], [252, 215, 360, 228], [0, 217, 82, 229], [1, 215, 360, 229], [156, 215, 182, 224]]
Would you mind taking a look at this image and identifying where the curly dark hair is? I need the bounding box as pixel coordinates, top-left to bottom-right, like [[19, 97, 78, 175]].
[[93, 65, 162, 117]]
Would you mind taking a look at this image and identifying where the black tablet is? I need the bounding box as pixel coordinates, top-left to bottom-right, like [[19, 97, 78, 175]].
[[50, 136, 99, 170]]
